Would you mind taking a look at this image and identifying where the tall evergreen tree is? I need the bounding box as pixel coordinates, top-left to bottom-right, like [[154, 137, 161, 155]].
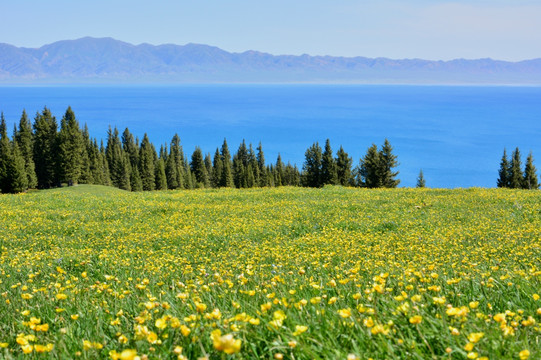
[[122, 128, 142, 191], [0, 115, 28, 193], [416, 169, 426, 188], [212, 148, 223, 188], [191, 147, 209, 188], [58, 107, 84, 185], [509, 147, 523, 189], [335, 145, 353, 186], [139, 134, 156, 191], [275, 154, 285, 187], [155, 157, 168, 190], [321, 139, 338, 185], [523, 151, 539, 190], [14, 110, 37, 188], [166, 134, 185, 190], [204, 153, 213, 186], [256, 142, 268, 187], [357, 144, 381, 188], [301, 142, 323, 187], [220, 139, 234, 187], [378, 139, 400, 188], [497, 148, 511, 188], [33, 108, 59, 188]]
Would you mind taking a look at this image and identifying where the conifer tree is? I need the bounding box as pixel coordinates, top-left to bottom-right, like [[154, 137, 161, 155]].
[[0, 115, 28, 193], [190, 147, 209, 188], [122, 128, 143, 191], [204, 153, 213, 186], [523, 151, 539, 190], [416, 169, 426, 188], [33, 108, 59, 188], [139, 134, 155, 191], [14, 110, 37, 188], [166, 134, 185, 189], [509, 147, 523, 189], [497, 148, 511, 188], [256, 142, 267, 187], [58, 107, 84, 185], [212, 148, 223, 188], [275, 154, 285, 187], [220, 139, 234, 187], [320, 139, 338, 186], [78, 124, 92, 184], [379, 139, 400, 188], [248, 144, 260, 187], [9, 142, 29, 193], [336, 146, 353, 186], [358, 144, 381, 188], [301, 142, 322, 187], [155, 157, 168, 190]]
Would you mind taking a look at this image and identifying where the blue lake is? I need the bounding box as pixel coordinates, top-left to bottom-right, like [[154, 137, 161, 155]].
[[1, 85, 540, 188]]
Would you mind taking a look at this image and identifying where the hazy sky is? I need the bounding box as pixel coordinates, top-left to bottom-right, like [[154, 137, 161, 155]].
[[1, 0, 540, 61]]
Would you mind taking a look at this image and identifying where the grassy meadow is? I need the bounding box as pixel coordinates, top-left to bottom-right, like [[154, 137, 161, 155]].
[[0, 185, 540, 359]]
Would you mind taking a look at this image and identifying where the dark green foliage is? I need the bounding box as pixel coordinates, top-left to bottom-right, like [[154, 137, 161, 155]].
[[301, 142, 322, 187], [417, 169, 426, 188], [122, 128, 143, 191], [166, 134, 185, 190], [220, 139, 234, 188], [204, 153, 213, 186], [190, 147, 209, 188], [357, 144, 381, 188], [321, 139, 338, 185], [497, 149, 511, 188], [106, 127, 131, 190], [274, 154, 285, 187], [523, 152, 539, 190], [58, 107, 85, 185], [509, 147, 523, 189], [283, 163, 301, 186], [256, 142, 268, 187], [33, 108, 59, 188], [379, 139, 400, 188], [0, 114, 28, 193], [212, 148, 223, 188], [139, 134, 155, 191], [336, 146, 353, 186], [155, 158, 168, 190], [14, 110, 37, 188]]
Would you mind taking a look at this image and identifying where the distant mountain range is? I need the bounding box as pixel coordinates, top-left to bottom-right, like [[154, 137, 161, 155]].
[[1, 37, 541, 84]]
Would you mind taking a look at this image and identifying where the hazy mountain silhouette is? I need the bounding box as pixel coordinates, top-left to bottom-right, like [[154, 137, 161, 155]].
[[1, 37, 540, 84]]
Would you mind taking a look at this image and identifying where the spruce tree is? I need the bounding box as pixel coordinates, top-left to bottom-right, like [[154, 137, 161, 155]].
[[155, 158, 168, 190], [122, 128, 143, 191], [301, 142, 322, 187], [321, 139, 338, 185], [275, 154, 285, 187], [0, 113, 12, 192], [336, 145, 353, 186], [509, 147, 523, 189], [190, 147, 209, 188], [14, 110, 37, 188], [523, 152, 539, 190], [33, 108, 59, 188], [220, 139, 234, 187], [378, 139, 400, 188], [167, 134, 185, 189], [497, 148, 511, 188], [204, 153, 213, 186], [416, 169, 426, 188], [139, 134, 155, 191], [78, 124, 92, 184], [58, 107, 84, 185], [358, 144, 381, 188], [212, 148, 223, 188], [9, 142, 29, 193], [256, 142, 267, 187]]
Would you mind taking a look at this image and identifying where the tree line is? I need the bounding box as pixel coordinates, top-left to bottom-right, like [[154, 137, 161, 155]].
[[497, 148, 539, 189], [0, 107, 403, 194]]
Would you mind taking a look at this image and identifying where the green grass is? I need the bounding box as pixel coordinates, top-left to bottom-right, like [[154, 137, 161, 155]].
[[0, 185, 540, 359]]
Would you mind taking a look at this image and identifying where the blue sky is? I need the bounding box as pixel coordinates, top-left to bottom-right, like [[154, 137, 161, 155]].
[[1, 0, 540, 61]]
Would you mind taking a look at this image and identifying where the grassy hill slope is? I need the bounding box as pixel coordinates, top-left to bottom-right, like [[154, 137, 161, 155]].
[[0, 186, 540, 359]]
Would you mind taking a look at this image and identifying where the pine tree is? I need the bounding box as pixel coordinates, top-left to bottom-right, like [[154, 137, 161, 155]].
[[167, 134, 185, 189], [220, 139, 234, 187], [301, 142, 322, 187], [256, 142, 267, 187], [204, 153, 213, 186], [248, 144, 260, 187], [497, 148, 511, 188], [155, 157, 168, 190], [14, 110, 37, 188], [416, 169, 426, 188], [190, 147, 209, 188], [320, 139, 338, 185], [523, 152, 539, 190], [122, 128, 142, 191], [58, 107, 84, 185], [358, 144, 381, 188], [9, 142, 29, 193], [33, 108, 59, 188], [0, 115, 28, 193], [78, 124, 92, 184], [212, 148, 223, 188], [379, 139, 400, 188], [335, 146, 353, 186], [509, 147, 523, 189], [275, 154, 285, 187], [139, 134, 155, 191]]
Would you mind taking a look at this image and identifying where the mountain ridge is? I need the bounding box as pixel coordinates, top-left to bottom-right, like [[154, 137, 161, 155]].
[[1, 37, 541, 84]]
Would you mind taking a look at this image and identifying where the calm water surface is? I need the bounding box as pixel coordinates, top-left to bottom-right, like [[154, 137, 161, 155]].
[[1, 85, 540, 188]]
